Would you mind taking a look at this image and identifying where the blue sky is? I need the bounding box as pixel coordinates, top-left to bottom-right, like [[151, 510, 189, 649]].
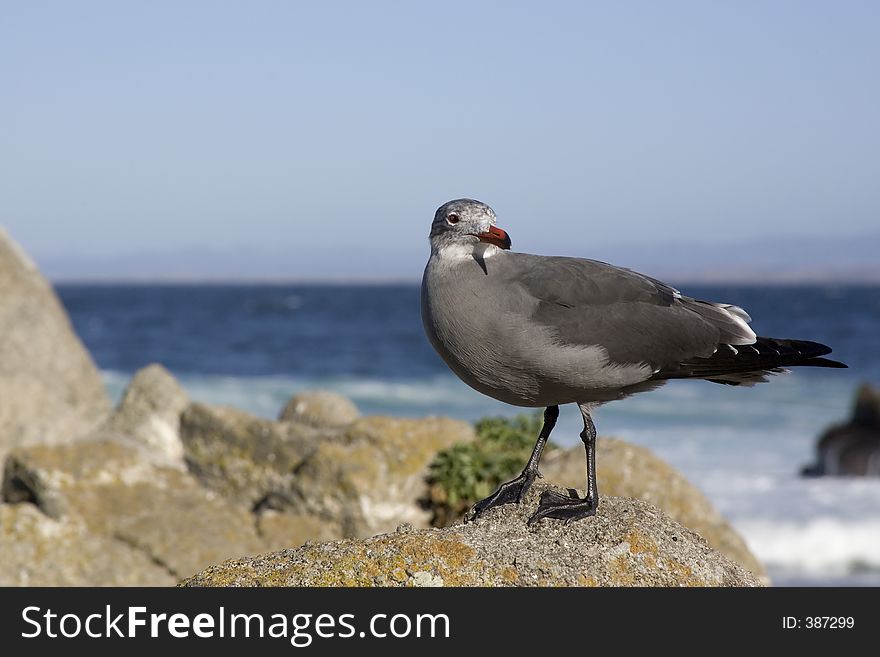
[[1, 1, 878, 279]]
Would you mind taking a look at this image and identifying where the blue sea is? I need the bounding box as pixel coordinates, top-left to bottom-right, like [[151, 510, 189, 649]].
[[57, 283, 880, 586]]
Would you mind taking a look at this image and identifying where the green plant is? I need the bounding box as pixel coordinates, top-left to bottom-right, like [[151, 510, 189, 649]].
[[425, 412, 553, 526]]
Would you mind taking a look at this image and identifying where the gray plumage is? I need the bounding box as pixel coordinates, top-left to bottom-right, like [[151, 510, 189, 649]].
[[421, 199, 845, 408], [421, 198, 846, 524]]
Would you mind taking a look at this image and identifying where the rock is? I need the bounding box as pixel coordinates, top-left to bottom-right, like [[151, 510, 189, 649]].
[[853, 384, 880, 427], [181, 483, 761, 587], [288, 416, 475, 536], [0, 229, 110, 457], [182, 405, 473, 538], [256, 510, 343, 551], [802, 384, 880, 476], [93, 364, 189, 465], [541, 438, 767, 583], [2, 439, 266, 581], [0, 503, 175, 586], [279, 390, 360, 428], [180, 402, 321, 509]]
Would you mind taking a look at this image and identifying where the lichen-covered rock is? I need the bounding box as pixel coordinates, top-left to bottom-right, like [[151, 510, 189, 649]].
[[279, 390, 360, 428], [2, 440, 266, 580], [256, 509, 343, 551], [180, 406, 474, 537], [0, 503, 175, 586], [180, 402, 321, 508], [802, 383, 880, 477], [181, 483, 761, 587], [93, 364, 189, 465], [288, 416, 475, 536], [541, 438, 767, 583], [0, 229, 110, 457]]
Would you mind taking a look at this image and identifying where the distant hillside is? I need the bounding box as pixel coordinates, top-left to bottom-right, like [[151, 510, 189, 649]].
[[34, 232, 880, 284], [584, 232, 880, 283]]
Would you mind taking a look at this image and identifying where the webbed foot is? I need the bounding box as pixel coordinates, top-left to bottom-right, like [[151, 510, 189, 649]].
[[469, 468, 540, 521], [527, 488, 597, 525]]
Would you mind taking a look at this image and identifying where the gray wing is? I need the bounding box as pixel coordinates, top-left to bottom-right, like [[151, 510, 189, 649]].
[[503, 253, 756, 371]]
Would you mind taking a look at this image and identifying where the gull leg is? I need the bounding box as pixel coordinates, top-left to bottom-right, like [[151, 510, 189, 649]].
[[469, 405, 559, 521], [528, 403, 598, 525]]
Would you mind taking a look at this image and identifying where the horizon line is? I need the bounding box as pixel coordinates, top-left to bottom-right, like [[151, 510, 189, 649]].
[[49, 273, 880, 286]]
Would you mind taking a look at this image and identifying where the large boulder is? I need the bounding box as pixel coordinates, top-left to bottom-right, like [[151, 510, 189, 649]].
[[0, 229, 110, 456], [802, 384, 880, 476], [93, 364, 190, 466], [181, 403, 475, 538], [287, 416, 475, 536], [255, 509, 343, 549], [540, 438, 767, 583], [182, 483, 761, 587], [0, 503, 176, 586], [2, 439, 267, 581], [180, 402, 322, 509], [279, 390, 360, 428], [1, 376, 361, 584]]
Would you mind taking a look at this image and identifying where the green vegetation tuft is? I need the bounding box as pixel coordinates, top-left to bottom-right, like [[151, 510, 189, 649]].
[[425, 412, 553, 526]]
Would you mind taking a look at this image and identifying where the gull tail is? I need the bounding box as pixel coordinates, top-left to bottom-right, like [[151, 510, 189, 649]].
[[657, 337, 847, 386]]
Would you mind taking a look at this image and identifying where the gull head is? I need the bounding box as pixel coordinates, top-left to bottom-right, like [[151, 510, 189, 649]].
[[429, 199, 511, 256]]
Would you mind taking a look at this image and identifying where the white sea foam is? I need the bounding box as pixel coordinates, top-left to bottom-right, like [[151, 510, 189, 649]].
[[735, 517, 880, 577], [102, 369, 510, 419]]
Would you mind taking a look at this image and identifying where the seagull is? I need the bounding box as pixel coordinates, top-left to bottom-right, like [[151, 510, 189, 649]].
[[420, 198, 847, 525]]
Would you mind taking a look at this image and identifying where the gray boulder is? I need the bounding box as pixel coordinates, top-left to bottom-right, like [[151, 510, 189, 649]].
[[181, 400, 474, 538], [803, 384, 880, 476], [181, 482, 761, 587], [180, 402, 322, 509], [2, 439, 266, 581], [93, 364, 190, 466], [255, 509, 343, 548], [287, 415, 475, 537], [0, 229, 110, 457], [541, 437, 768, 583], [279, 390, 360, 428], [0, 503, 176, 586]]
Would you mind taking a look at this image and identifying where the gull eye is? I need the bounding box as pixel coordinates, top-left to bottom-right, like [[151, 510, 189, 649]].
[[447, 213, 460, 225]]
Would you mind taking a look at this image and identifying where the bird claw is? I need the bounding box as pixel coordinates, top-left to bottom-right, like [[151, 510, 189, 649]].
[[527, 489, 598, 525], [468, 469, 538, 521]]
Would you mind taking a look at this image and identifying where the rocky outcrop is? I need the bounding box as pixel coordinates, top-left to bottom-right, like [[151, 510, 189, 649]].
[[540, 438, 767, 583], [93, 364, 190, 466], [255, 509, 342, 548], [0, 229, 110, 457], [279, 390, 360, 428], [0, 503, 176, 586], [181, 403, 475, 538], [182, 483, 762, 587], [287, 416, 475, 536], [802, 384, 880, 477], [180, 402, 321, 509], [0, 360, 479, 585], [2, 439, 266, 580], [1, 367, 327, 585]]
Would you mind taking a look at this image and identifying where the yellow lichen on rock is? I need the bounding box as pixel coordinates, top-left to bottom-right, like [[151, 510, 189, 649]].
[[182, 485, 763, 588], [541, 438, 768, 583]]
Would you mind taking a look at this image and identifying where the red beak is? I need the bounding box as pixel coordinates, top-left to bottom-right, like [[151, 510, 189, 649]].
[[472, 225, 512, 250]]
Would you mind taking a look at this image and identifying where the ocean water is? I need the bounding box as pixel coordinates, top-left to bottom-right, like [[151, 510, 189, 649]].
[[57, 283, 880, 586]]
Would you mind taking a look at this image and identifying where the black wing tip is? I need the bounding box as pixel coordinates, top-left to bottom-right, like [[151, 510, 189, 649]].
[[663, 336, 849, 382], [755, 336, 832, 358], [801, 341, 833, 358], [755, 336, 850, 364], [803, 357, 848, 369], [754, 337, 847, 369]]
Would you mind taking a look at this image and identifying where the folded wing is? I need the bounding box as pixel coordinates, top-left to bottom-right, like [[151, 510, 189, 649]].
[[506, 253, 844, 385]]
